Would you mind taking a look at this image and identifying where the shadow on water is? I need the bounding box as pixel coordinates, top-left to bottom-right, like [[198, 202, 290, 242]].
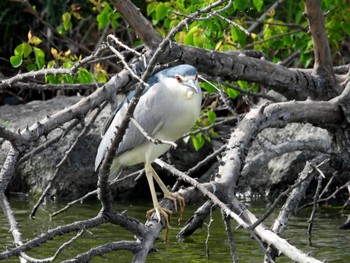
[[1, 196, 349, 262]]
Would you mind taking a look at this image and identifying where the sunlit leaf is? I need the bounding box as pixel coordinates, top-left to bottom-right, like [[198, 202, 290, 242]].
[[64, 49, 71, 57], [10, 55, 22, 68], [147, 2, 156, 15], [191, 133, 205, 151], [62, 74, 75, 84], [33, 47, 45, 69], [253, 0, 264, 12], [63, 61, 73, 68], [15, 43, 32, 58], [45, 74, 60, 84], [226, 88, 240, 99], [28, 31, 42, 45], [110, 12, 120, 30], [78, 68, 93, 83], [231, 26, 247, 47], [237, 80, 248, 90], [207, 110, 217, 125], [155, 3, 168, 21], [97, 2, 111, 29], [193, 32, 204, 47], [200, 82, 216, 94], [94, 63, 108, 83], [62, 12, 72, 30], [51, 48, 58, 58]]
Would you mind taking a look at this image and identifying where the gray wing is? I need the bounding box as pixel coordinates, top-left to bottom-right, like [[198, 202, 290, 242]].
[[94, 83, 164, 170]]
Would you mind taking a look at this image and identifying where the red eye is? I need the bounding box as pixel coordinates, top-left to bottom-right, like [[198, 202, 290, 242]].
[[175, 76, 183, 83]]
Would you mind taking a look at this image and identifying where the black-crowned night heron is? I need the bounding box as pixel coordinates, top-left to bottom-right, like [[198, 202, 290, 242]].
[[95, 64, 202, 227]]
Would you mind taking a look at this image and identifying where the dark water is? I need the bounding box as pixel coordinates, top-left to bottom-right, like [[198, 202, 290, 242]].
[[0, 197, 349, 262]]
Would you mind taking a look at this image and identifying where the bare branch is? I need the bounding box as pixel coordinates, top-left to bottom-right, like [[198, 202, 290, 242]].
[[0, 215, 106, 260], [248, 0, 286, 33], [62, 241, 140, 263], [155, 159, 323, 263], [130, 117, 177, 148]]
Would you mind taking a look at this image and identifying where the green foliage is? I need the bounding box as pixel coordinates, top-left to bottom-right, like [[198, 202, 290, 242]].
[[8, 2, 113, 85], [6, 0, 350, 150], [56, 5, 84, 34], [145, 0, 349, 149], [94, 1, 120, 30], [10, 32, 45, 70]]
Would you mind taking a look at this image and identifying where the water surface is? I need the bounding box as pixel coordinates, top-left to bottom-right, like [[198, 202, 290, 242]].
[[0, 197, 349, 262]]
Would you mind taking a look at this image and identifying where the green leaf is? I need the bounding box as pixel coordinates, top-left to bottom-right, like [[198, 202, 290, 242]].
[[147, 2, 156, 16], [14, 44, 23, 56], [62, 12, 72, 31], [200, 82, 217, 94], [14, 43, 32, 57], [155, 3, 168, 21], [237, 80, 248, 90], [63, 61, 73, 69], [207, 110, 217, 125], [193, 32, 204, 47], [253, 0, 264, 12], [184, 32, 194, 45], [234, 0, 247, 10], [33, 47, 45, 69], [109, 12, 120, 30], [56, 25, 64, 35], [45, 74, 60, 84], [62, 74, 75, 84], [14, 43, 33, 58], [231, 26, 247, 47], [184, 26, 198, 45], [10, 55, 23, 68], [78, 68, 93, 83], [28, 31, 42, 46], [169, 19, 180, 29], [191, 133, 205, 151], [226, 88, 240, 99], [97, 2, 111, 29]]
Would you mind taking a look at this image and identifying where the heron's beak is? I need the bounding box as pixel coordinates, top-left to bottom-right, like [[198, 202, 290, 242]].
[[184, 79, 200, 94]]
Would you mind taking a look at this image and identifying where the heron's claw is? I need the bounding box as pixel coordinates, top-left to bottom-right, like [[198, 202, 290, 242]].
[[163, 192, 185, 224], [146, 206, 172, 241]]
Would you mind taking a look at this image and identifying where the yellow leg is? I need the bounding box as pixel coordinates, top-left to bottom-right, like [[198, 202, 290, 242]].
[[145, 162, 172, 239], [145, 163, 185, 224]]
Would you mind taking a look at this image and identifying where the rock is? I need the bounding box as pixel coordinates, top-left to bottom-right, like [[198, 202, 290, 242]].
[[0, 96, 103, 200], [0, 96, 206, 201], [239, 123, 332, 197]]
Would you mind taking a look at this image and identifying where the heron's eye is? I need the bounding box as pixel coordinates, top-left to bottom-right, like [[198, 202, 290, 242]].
[[195, 74, 198, 80], [175, 76, 183, 83]]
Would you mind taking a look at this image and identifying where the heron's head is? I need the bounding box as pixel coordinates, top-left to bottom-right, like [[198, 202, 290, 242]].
[[148, 64, 201, 96]]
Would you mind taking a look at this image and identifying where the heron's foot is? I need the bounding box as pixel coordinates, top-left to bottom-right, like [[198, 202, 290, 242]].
[[163, 191, 185, 224], [146, 206, 172, 241]]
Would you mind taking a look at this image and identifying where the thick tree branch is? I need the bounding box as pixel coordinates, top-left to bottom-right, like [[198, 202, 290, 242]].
[[162, 43, 330, 100], [304, 0, 335, 81], [110, 0, 162, 49]]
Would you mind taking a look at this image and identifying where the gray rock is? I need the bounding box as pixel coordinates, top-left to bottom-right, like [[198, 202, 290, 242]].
[[239, 122, 331, 196], [0, 96, 206, 201]]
